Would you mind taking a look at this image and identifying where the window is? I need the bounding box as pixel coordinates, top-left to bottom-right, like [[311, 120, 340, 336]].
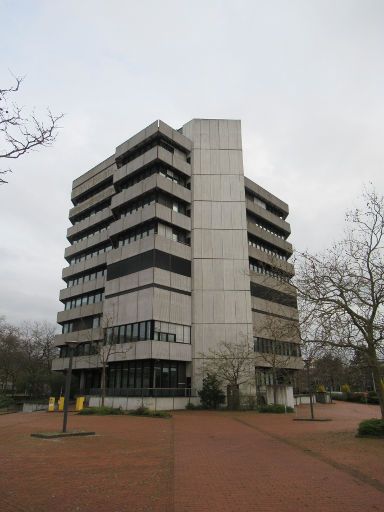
[[119, 325, 126, 344], [139, 322, 146, 340], [92, 316, 101, 328]]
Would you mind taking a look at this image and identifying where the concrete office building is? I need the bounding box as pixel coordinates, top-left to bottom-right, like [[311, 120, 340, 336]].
[[52, 119, 302, 409]]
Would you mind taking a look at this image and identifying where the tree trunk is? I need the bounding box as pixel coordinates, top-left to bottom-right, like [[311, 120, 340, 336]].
[[227, 384, 240, 410], [367, 349, 384, 419], [101, 364, 106, 407], [272, 368, 277, 405]]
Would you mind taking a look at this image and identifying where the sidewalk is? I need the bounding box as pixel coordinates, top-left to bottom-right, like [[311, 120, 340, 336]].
[[0, 402, 382, 511]]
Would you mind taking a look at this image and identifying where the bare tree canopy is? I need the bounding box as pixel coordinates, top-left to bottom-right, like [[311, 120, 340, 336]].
[[255, 312, 301, 404], [201, 340, 255, 389], [0, 74, 63, 184], [199, 340, 255, 409], [296, 188, 384, 417], [0, 317, 60, 396]]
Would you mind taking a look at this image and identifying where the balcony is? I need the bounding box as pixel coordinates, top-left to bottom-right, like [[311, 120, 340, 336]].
[[108, 204, 191, 239], [64, 229, 110, 260], [246, 199, 291, 236], [248, 245, 294, 276], [115, 120, 192, 166], [62, 252, 108, 280], [59, 276, 106, 302], [114, 146, 191, 186], [53, 327, 104, 347], [111, 174, 191, 212], [247, 222, 293, 255], [67, 208, 113, 240], [72, 166, 115, 205], [244, 177, 289, 217], [70, 185, 115, 220], [57, 302, 103, 324]]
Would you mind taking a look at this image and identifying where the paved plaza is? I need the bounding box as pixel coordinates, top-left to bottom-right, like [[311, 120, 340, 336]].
[[0, 402, 383, 511]]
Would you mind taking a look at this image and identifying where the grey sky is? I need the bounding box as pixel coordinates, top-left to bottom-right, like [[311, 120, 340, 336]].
[[1, 0, 383, 326]]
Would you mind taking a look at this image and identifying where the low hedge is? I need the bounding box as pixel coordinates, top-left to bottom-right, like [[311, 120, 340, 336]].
[[358, 418, 384, 437], [78, 406, 171, 418], [128, 406, 171, 418], [78, 406, 125, 416], [331, 391, 380, 405], [0, 396, 15, 409], [258, 404, 294, 414]]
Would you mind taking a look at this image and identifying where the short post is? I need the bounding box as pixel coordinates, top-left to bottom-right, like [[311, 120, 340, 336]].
[[62, 344, 75, 433]]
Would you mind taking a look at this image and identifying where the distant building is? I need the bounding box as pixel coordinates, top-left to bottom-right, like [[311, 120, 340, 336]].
[[52, 119, 302, 408]]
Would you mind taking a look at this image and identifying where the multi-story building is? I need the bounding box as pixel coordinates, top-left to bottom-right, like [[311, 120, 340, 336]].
[[52, 119, 302, 408]]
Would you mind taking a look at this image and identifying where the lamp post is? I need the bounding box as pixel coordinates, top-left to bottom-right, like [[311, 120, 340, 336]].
[[62, 340, 79, 433]]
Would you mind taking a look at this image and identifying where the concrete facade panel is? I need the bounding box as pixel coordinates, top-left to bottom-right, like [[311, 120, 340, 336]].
[[183, 118, 254, 390]]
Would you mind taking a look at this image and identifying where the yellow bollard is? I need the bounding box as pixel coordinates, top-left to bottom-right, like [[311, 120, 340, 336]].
[[58, 397, 65, 412], [48, 397, 55, 412], [75, 396, 85, 411]]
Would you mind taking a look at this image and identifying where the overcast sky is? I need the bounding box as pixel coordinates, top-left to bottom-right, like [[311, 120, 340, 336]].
[[1, 0, 383, 326]]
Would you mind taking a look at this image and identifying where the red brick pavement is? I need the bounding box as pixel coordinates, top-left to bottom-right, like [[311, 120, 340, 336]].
[[173, 405, 384, 512], [0, 403, 383, 512], [0, 412, 173, 512]]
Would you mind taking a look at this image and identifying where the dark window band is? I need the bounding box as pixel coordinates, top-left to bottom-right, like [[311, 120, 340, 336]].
[[252, 308, 298, 322], [107, 249, 191, 280], [250, 283, 297, 309]]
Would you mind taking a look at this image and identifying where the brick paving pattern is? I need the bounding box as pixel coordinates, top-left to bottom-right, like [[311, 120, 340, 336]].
[[0, 402, 383, 511]]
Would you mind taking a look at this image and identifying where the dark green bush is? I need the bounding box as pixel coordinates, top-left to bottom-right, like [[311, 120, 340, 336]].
[[346, 392, 367, 403], [0, 396, 15, 409], [198, 374, 225, 409], [128, 406, 171, 418], [185, 402, 201, 410], [78, 406, 124, 415], [132, 405, 149, 415], [258, 404, 294, 414], [367, 392, 379, 404], [358, 418, 384, 437]]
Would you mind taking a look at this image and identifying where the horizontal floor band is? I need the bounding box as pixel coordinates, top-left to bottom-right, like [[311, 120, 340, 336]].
[[105, 283, 191, 299]]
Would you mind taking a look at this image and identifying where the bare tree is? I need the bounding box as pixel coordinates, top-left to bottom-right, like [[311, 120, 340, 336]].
[[200, 340, 255, 409], [0, 318, 61, 396], [0, 74, 63, 183], [295, 188, 384, 418], [19, 321, 58, 369], [0, 318, 23, 392], [83, 315, 130, 407], [254, 313, 300, 405]]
